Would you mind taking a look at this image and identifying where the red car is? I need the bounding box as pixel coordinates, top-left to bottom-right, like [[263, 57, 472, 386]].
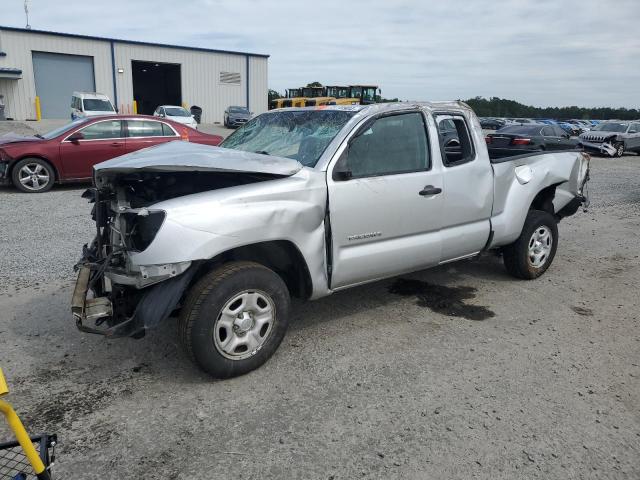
[[0, 115, 223, 193]]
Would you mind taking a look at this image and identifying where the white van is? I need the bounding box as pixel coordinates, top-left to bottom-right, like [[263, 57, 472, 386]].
[[71, 92, 116, 119]]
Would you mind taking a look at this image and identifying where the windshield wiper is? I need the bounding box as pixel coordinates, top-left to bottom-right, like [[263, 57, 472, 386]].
[[34, 134, 44, 139], [254, 150, 270, 155]]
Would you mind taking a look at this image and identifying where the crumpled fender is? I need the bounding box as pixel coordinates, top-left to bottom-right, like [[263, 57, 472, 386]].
[[489, 151, 589, 248]]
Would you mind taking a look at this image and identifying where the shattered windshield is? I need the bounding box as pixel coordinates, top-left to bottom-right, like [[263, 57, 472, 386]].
[[220, 110, 356, 167], [592, 122, 628, 133]]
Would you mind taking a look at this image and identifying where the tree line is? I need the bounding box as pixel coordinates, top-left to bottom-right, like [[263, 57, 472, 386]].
[[267, 89, 638, 120], [463, 96, 639, 120]]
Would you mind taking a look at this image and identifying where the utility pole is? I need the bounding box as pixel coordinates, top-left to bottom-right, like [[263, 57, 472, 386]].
[[24, 0, 31, 30]]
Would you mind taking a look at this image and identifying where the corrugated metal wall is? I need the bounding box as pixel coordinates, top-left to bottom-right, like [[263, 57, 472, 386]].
[[249, 57, 268, 114], [113, 43, 251, 123], [0, 29, 113, 120], [0, 28, 268, 123]]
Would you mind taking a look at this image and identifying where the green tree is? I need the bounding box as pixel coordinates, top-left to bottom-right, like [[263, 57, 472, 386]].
[[306, 81, 323, 87], [268, 89, 283, 102], [463, 96, 639, 120]]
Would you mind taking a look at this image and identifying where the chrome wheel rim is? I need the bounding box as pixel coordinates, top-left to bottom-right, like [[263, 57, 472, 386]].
[[213, 290, 275, 360], [528, 226, 553, 268], [18, 163, 50, 191]]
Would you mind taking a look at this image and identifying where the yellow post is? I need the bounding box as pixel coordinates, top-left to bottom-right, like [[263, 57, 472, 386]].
[[133, 100, 138, 114], [0, 368, 47, 476], [35, 96, 42, 121]]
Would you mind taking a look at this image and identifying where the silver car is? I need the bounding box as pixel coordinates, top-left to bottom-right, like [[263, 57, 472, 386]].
[[579, 120, 640, 157], [72, 102, 590, 378]]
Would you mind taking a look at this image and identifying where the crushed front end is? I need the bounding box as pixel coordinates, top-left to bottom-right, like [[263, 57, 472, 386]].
[[72, 185, 195, 338]]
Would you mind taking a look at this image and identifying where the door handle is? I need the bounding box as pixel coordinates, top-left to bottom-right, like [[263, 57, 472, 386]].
[[110, 142, 122, 147], [419, 185, 442, 196]]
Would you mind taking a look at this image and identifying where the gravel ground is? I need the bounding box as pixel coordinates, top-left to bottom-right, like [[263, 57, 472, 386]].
[[0, 137, 638, 479]]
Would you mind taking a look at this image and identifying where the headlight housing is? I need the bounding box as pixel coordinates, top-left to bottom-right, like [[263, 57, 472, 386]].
[[123, 211, 166, 252]]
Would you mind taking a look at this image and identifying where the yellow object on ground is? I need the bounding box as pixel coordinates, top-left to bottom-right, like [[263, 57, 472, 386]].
[[0, 368, 48, 476]]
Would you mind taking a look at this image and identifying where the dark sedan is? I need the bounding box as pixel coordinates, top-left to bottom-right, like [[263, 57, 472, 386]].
[[223, 106, 252, 128], [479, 117, 506, 130], [485, 124, 579, 159], [0, 115, 223, 192]]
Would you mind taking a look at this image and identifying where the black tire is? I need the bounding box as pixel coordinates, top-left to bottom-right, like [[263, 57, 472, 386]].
[[11, 157, 55, 193], [503, 209, 559, 280], [179, 261, 290, 378]]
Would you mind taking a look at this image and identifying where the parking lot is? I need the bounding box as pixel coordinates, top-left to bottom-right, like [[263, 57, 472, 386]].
[[0, 117, 638, 479]]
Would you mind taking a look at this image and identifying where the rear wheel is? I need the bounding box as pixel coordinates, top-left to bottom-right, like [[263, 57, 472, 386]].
[[503, 209, 558, 280], [179, 261, 290, 378], [11, 158, 55, 193]]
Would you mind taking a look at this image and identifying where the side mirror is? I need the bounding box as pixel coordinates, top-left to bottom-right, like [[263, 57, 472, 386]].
[[68, 131, 84, 143]]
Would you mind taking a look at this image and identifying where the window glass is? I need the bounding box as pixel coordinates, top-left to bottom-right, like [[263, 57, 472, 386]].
[[127, 120, 165, 137], [161, 123, 177, 137], [78, 120, 122, 140], [554, 126, 567, 137], [83, 99, 114, 112], [436, 115, 475, 166], [221, 110, 356, 167], [345, 112, 429, 178], [164, 107, 190, 117], [542, 126, 554, 136]]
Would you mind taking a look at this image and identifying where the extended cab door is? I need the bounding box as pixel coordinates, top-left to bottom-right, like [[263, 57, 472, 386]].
[[434, 114, 493, 262], [59, 119, 125, 179], [328, 111, 444, 289]]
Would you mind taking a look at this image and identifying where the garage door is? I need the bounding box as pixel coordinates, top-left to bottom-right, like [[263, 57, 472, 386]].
[[32, 52, 96, 119]]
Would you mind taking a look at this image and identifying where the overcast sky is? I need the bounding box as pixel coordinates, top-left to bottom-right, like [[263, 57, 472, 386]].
[[3, 0, 639, 108]]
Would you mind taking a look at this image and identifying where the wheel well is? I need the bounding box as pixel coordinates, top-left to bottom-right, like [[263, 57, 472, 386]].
[[195, 240, 313, 299], [10, 156, 59, 181], [530, 184, 557, 215]]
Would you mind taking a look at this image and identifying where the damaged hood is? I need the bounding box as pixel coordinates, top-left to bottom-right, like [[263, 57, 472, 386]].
[[93, 141, 303, 181], [0, 132, 42, 145]]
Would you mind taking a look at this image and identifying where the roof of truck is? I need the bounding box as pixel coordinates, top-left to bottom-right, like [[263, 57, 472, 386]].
[[271, 101, 472, 115]]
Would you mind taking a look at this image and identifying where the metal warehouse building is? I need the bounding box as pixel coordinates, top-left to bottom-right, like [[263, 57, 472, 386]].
[[0, 26, 269, 123]]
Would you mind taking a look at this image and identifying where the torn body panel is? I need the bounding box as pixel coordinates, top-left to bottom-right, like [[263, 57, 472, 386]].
[[74, 147, 328, 337], [489, 151, 589, 248]]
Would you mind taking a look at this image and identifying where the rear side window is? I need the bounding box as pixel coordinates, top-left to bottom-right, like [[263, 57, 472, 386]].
[[542, 126, 554, 136], [554, 126, 567, 136], [344, 112, 430, 178], [435, 115, 475, 166], [127, 120, 165, 137], [161, 123, 177, 137], [78, 120, 122, 140]]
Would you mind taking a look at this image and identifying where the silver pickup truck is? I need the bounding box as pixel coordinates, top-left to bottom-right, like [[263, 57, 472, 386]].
[[72, 102, 590, 378]]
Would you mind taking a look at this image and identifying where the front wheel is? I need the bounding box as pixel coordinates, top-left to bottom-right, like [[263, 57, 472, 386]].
[[613, 142, 625, 157], [179, 261, 290, 378], [503, 209, 559, 279], [11, 158, 55, 193]]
